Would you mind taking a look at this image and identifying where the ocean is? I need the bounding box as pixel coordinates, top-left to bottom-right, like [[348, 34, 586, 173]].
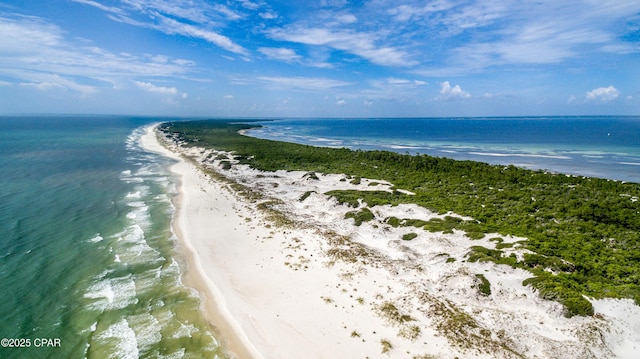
[[245, 116, 640, 183], [1, 115, 639, 359], [0, 116, 222, 359]]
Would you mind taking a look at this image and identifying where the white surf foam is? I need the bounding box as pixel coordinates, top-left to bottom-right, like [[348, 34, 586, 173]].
[[97, 318, 139, 359], [87, 234, 104, 243]]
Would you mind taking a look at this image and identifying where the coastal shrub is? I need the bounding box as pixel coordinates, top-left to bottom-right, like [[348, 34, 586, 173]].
[[466, 246, 504, 263], [299, 191, 315, 202], [403, 218, 429, 228], [422, 216, 469, 233], [522, 274, 594, 317], [475, 274, 491, 296], [466, 231, 486, 240], [380, 339, 393, 354], [386, 216, 401, 227], [219, 160, 232, 170], [303, 172, 319, 180], [379, 301, 414, 324], [398, 325, 421, 340], [326, 190, 408, 207], [562, 296, 594, 317], [402, 232, 418, 241], [345, 207, 375, 226], [495, 242, 516, 249], [522, 253, 574, 273]]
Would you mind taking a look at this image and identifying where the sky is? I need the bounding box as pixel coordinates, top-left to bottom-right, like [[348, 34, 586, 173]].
[[0, 0, 639, 117]]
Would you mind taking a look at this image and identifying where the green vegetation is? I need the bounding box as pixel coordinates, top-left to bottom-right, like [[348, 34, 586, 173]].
[[160, 120, 640, 316], [344, 207, 375, 226], [299, 190, 315, 202], [402, 232, 419, 241], [398, 325, 421, 340], [380, 339, 393, 354], [475, 274, 492, 296], [417, 291, 521, 356], [378, 301, 414, 324]]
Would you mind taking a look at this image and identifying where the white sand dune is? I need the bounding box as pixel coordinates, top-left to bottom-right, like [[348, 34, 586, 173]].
[[141, 124, 639, 359]]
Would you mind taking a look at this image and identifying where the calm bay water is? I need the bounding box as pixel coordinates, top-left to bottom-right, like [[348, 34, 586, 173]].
[[246, 117, 640, 183], [0, 116, 222, 358]]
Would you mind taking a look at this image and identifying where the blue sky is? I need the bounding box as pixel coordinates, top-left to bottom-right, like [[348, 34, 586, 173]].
[[0, 0, 638, 117]]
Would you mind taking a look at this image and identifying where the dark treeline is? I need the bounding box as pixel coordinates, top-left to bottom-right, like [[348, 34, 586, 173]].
[[160, 120, 640, 317]]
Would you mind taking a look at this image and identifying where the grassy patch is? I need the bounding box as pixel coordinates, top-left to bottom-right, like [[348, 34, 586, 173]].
[[475, 274, 492, 296], [378, 301, 414, 324], [380, 339, 393, 354], [345, 207, 375, 226], [299, 190, 315, 202], [402, 232, 418, 241]]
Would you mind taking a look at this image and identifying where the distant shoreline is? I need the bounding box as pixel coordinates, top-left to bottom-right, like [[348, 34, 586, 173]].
[[241, 116, 640, 183]]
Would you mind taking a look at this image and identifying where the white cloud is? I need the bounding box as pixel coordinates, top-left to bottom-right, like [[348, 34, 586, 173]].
[[71, 0, 125, 15], [585, 85, 619, 103], [257, 76, 352, 91], [407, 1, 640, 75], [0, 14, 194, 90], [0, 14, 63, 53], [239, 0, 260, 10], [435, 81, 471, 101], [91, 0, 249, 56], [259, 10, 278, 19], [212, 4, 243, 21], [223, 94, 234, 99], [387, 1, 455, 22], [258, 47, 302, 62], [16, 72, 97, 95], [268, 27, 416, 67], [336, 14, 357, 24], [135, 81, 186, 98], [156, 16, 249, 56], [336, 99, 346, 105], [120, 0, 214, 23], [386, 78, 426, 86], [20, 81, 66, 91]]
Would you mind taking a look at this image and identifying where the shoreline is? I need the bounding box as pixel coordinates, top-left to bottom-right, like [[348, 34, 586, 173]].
[[140, 125, 260, 359], [141, 123, 640, 359]]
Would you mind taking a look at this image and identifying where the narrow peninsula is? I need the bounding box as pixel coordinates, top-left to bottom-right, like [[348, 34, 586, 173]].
[[151, 120, 640, 359]]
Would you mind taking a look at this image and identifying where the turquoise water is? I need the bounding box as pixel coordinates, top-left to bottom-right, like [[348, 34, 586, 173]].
[[246, 117, 640, 182], [0, 116, 222, 358]]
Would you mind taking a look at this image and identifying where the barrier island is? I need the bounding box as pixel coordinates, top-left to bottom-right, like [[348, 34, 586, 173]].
[[156, 119, 640, 358]]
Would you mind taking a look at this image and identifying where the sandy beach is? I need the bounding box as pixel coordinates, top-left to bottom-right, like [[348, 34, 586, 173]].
[[141, 124, 640, 359]]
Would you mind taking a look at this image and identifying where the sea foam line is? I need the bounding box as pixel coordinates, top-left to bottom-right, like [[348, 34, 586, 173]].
[[468, 151, 572, 160]]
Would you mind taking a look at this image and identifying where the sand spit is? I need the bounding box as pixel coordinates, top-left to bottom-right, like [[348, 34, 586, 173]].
[[143, 124, 639, 359]]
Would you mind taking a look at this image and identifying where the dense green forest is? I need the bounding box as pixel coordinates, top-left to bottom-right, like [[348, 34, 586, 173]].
[[159, 120, 640, 317]]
